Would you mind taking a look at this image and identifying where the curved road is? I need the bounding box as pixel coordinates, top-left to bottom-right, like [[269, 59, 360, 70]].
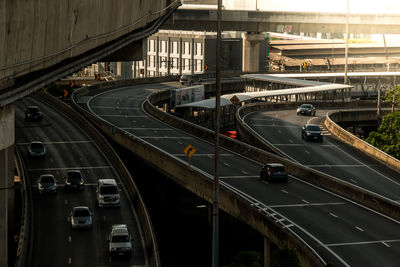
[[243, 109, 400, 201], [15, 96, 147, 266], [75, 82, 400, 267]]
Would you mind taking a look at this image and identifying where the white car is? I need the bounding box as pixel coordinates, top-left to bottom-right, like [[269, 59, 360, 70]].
[[108, 224, 132, 257], [97, 179, 120, 207], [37, 174, 57, 194], [70, 206, 92, 229]]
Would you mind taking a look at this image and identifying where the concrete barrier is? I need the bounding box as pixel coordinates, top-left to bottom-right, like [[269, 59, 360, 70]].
[[38, 92, 160, 267], [325, 110, 400, 173]]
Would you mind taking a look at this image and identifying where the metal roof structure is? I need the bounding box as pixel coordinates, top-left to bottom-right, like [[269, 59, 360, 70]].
[[176, 73, 355, 109]]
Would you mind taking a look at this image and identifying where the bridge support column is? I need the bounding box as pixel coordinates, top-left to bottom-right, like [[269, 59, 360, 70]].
[[264, 237, 271, 267], [242, 33, 265, 72], [0, 104, 15, 267]]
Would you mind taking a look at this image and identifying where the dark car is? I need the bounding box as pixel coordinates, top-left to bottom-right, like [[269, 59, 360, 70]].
[[302, 124, 323, 142], [25, 105, 43, 121], [296, 104, 316, 116], [179, 74, 201, 85], [37, 174, 57, 194], [64, 170, 85, 190], [28, 141, 46, 158], [260, 163, 288, 183]]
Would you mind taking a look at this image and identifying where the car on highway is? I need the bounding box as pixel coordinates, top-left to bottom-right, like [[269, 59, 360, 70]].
[[108, 224, 132, 257], [296, 104, 316, 116], [179, 74, 201, 85], [28, 141, 46, 158], [97, 179, 120, 207], [70, 206, 93, 229], [260, 163, 288, 183], [301, 124, 323, 142], [24, 105, 43, 121], [64, 170, 85, 191], [37, 174, 57, 194]]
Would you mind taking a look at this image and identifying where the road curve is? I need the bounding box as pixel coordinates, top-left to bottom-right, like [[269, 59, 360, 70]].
[[15, 96, 147, 267], [76, 82, 400, 267]]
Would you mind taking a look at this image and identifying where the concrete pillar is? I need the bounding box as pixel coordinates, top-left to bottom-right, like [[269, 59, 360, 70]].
[[179, 38, 183, 76], [242, 33, 265, 72], [264, 237, 271, 267], [191, 38, 195, 74], [156, 36, 160, 77], [0, 104, 15, 267], [167, 37, 171, 76]]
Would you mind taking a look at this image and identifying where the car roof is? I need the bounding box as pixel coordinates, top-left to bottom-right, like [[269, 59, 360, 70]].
[[98, 179, 117, 186], [67, 170, 81, 174], [266, 163, 284, 167], [30, 141, 43, 144], [111, 224, 129, 235], [305, 123, 319, 127], [40, 174, 54, 178], [73, 206, 90, 211], [27, 105, 39, 109]]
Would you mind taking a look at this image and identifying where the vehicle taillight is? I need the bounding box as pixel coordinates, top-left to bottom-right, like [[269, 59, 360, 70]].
[[268, 168, 273, 175]]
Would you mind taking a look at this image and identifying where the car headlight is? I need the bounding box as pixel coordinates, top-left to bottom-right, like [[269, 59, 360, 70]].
[[296, 109, 300, 112], [111, 247, 117, 251], [66, 182, 71, 185], [307, 132, 311, 136]]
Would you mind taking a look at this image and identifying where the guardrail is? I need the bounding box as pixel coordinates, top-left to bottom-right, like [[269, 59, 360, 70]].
[[325, 109, 400, 174], [72, 82, 325, 267], [38, 91, 160, 267]]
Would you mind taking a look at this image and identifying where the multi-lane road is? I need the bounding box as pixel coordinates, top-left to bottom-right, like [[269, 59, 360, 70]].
[[15, 97, 146, 266], [75, 82, 400, 267]]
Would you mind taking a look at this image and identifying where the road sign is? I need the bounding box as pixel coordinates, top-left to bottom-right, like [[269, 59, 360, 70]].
[[183, 144, 196, 158], [140, 68, 144, 75], [230, 95, 240, 105], [63, 89, 68, 97], [204, 64, 208, 71], [95, 73, 101, 80], [69, 81, 75, 88]]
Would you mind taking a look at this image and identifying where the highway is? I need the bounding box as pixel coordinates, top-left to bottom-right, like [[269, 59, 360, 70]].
[[76, 82, 400, 267], [243, 108, 400, 201], [15, 96, 147, 266]]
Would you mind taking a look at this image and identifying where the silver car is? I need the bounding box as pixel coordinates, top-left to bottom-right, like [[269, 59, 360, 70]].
[[37, 174, 57, 194], [70, 206, 93, 229], [28, 141, 46, 158]]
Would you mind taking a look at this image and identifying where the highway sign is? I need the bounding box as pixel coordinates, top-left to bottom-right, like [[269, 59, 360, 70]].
[[204, 64, 208, 71], [230, 95, 240, 105], [63, 89, 68, 97], [69, 81, 75, 88], [95, 73, 101, 80], [183, 144, 196, 158]]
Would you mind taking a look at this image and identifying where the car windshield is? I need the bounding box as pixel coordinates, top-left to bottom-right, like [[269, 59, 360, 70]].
[[31, 143, 44, 150], [271, 166, 285, 173], [41, 176, 54, 183], [68, 172, 82, 181], [28, 107, 39, 113], [112, 235, 129, 242], [301, 104, 312, 109], [307, 125, 320, 131], [100, 186, 118, 195], [73, 209, 90, 217]]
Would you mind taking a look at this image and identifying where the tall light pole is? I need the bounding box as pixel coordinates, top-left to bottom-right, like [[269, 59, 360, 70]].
[[344, 0, 349, 84], [212, 0, 222, 267]]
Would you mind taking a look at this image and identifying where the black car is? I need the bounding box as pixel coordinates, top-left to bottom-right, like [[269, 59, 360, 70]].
[[25, 105, 43, 121], [179, 74, 201, 85], [64, 170, 85, 190], [260, 163, 288, 183], [296, 104, 316, 116], [301, 124, 323, 142]]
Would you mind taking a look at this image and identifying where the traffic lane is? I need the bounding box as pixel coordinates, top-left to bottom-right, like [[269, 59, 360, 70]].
[[15, 98, 144, 266]]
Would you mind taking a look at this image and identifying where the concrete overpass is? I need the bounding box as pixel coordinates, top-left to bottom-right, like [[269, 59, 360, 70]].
[[162, 8, 400, 34]]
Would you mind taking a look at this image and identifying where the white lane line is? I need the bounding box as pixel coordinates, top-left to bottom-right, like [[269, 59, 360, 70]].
[[276, 218, 285, 223], [16, 141, 93, 145], [68, 236, 72, 242], [28, 166, 113, 171], [325, 239, 400, 247], [220, 176, 259, 179], [278, 130, 282, 134], [329, 212, 339, 218], [177, 141, 183, 145], [382, 242, 391, 248], [103, 216, 106, 221], [302, 199, 309, 204], [288, 139, 293, 143], [65, 199, 68, 205], [306, 164, 367, 168], [242, 170, 249, 175], [284, 224, 294, 229], [350, 179, 358, 184], [269, 202, 345, 208], [122, 128, 174, 131], [281, 190, 289, 194], [99, 115, 148, 118], [224, 162, 231, 167], [305, 150, 310, 154], [68, 258, 72, 264], [355, 226, 364, 232]]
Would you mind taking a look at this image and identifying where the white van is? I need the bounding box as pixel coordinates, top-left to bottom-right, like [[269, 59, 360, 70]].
[[96, 179, 120, 207]]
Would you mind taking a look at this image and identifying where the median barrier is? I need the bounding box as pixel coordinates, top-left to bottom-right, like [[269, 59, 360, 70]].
[[37, 91, 161, 267], [325, 110, 400, 174]]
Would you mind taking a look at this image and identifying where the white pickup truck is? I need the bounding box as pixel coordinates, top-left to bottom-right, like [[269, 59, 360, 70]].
[[108, 224, 132, 257]]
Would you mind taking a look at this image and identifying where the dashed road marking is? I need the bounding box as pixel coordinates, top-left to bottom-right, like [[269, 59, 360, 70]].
[[329, 212, 339, 218], [281, 190, 289, 194], [355, 226, 364, 232]]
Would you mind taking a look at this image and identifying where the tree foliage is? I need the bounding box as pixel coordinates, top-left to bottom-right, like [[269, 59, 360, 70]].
[[365, 111, 400, 159], [222, 251, 262, 267], [384, 85, 400, 111]]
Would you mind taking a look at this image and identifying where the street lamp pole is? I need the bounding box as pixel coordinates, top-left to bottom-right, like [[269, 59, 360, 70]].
[[344, 0, 349, 84], [212, 0, 222, 267]]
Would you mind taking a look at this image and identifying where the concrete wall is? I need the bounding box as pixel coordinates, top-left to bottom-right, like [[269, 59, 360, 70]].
[[0, 0, 177, 88], [325, 110, 400, 173]]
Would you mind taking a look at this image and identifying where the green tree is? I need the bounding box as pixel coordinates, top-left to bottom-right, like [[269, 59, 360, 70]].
[[222, 251, 262, 267], [365, 111, 400, 159], [270, 247, 300, 267], [384, 85, 400, 112]]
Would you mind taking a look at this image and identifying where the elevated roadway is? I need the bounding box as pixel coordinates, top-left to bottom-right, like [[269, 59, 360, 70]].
[[14, 95, 155, 266], [73, 81, 400, 266]]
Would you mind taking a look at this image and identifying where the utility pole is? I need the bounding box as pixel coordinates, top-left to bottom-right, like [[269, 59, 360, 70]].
[[344, 0, 349, 84], [212, 0, 222, 267]]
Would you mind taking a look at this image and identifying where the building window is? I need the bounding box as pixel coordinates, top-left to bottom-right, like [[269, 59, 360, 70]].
[[184, 42, 190, 55], [196, 43, 202, 56]]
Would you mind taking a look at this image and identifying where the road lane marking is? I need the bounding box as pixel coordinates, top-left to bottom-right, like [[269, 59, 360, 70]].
[[220, 176, 259, 179], [329, 212, 339, 218], [350, 179, 358, 184], [122, 128, 174, 131], [269, 202, 345, 208], [69, 236, 72, 242], [382, 242, 391, 247], [306, 164, 367, 168], [302, 199, 309, 204], [273, 144, 335, 147], [224, 163, 231, 167], [355, 226, 364, 232], [68, 258, 72, 264], [325, 239, 400, 247], [241, 171, 249, 175], [305, 150, 310, 154], [65, 200, 68, 205], [281, 190, 289, 194], [140, 136, 193, 139], [28, 166, 113, 171]]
